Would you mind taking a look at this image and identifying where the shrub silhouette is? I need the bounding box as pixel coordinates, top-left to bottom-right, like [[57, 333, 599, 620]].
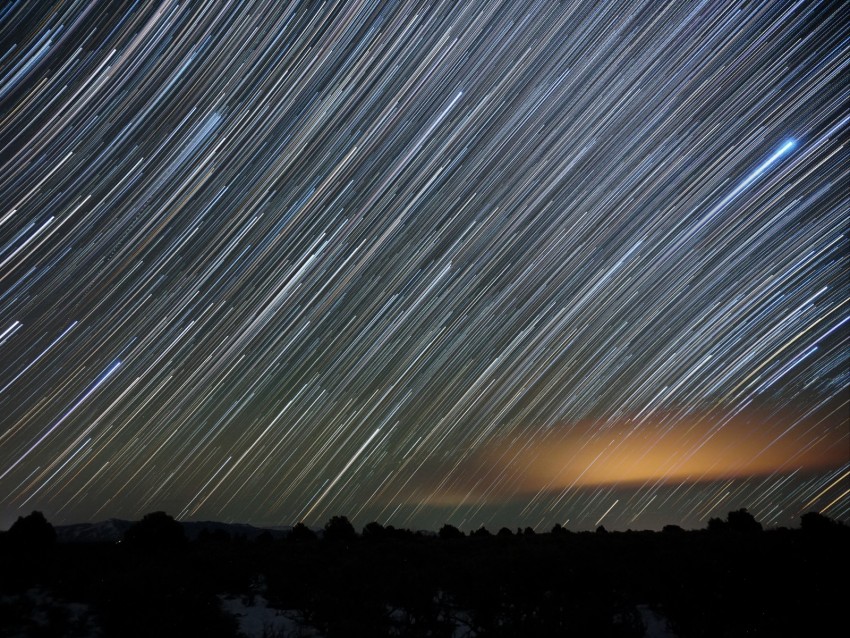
[[123, 511, 186, 549], [7, 511, 56, 547]]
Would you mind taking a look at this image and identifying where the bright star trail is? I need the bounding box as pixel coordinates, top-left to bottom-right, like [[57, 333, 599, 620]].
[[0, 1, 847, 532]]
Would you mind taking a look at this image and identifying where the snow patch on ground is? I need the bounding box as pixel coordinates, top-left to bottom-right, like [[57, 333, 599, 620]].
[[637, 604, 677, 638], [219, 590, 677, 638], [0, 588, 101, 637], [219, 594, 323, 638]]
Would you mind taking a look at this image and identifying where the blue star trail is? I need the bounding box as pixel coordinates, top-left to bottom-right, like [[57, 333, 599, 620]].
[[0, 1, 847, 532]]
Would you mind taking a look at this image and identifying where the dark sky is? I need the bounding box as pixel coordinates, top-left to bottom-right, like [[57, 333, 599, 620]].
[[0, 1, 847, 532]]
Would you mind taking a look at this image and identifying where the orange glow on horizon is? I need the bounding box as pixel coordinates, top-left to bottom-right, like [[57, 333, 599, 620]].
[[407, 406, 848, 507]]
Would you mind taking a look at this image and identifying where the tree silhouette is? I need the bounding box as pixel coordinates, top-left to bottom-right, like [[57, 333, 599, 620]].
[[707, 516, 726, 533], [123, 511, 186, 549], [438, 523, 464, 540], [7, 511, 55, 547], [726, 508, 762, 533], [800, 511, 841, 534], [470, 525, 492, 538], [662, 524, 684, 534], [323, 515, 356, 542], [197, 528, 231, 544], [255, 530, 273, 545], [362, 521, 386, 540], [289, 522, 317, 541]]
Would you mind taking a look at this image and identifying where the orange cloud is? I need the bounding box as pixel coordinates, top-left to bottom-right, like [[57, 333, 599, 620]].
[[508, 408, 848, 491]]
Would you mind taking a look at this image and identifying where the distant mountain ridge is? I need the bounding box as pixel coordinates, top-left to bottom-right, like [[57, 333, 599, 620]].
[[181, 520, 291, 541], [54, 518, 133, 543], [54, 518, 293, 543]]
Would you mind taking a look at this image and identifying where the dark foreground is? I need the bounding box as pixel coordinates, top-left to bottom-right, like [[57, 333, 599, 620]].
[[1, 512, 847, 638]]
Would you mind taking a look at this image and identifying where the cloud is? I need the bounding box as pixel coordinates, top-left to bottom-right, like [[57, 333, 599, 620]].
[[404, 404, 848, 507]]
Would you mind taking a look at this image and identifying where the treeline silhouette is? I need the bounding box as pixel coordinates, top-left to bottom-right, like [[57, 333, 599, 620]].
[[1, 509, 846, 637]]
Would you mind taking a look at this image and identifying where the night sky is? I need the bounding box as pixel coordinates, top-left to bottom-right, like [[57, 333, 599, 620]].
[[1, 1, 847, 532]]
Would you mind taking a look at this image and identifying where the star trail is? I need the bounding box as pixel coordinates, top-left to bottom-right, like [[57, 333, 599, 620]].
[[0, 1, 847, 532]]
